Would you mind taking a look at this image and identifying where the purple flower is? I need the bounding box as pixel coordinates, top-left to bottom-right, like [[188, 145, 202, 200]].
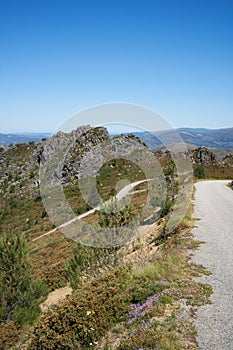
[[127, 292, 164, 324]]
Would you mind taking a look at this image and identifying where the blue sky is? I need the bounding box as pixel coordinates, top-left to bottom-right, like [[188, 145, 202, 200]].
[[0, 0, 233, 132]]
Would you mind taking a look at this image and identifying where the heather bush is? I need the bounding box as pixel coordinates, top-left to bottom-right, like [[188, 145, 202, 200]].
[[29, 267, 131, 349], [0, 321, 21, 350], [116, 321, 186, 350]]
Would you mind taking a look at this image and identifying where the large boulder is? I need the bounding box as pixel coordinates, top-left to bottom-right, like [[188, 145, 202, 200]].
[[191, 147, 216, 165]]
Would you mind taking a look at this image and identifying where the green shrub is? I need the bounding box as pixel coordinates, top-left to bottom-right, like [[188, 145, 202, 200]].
[[129, 277, 166, 305], [160, 197, 173, 218], [73, 204, 92, 215], [66, 254, 82, 290], [66, 244, 122, 288], [194, 165, 205, 179], [97, 197, 138, 248], [29, 170, 35, 178], [9, 185, 15, 193], [0, 232, 48, 325]]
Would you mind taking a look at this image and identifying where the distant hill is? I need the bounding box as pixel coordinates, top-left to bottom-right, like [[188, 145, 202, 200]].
[[0, 133, 52, 146], [1, 127, 233, 150], [133, 127, 233, 149]]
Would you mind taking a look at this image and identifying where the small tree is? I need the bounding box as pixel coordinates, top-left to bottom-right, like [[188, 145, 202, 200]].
[[194, 165, 205, 179], [66, 254, 82, 290], [97, 197, 138, 264], [0, 232, 47, 325], [66, 244, 116, 288], [98, 198, 135, 230], [66, 197, 138, 289], [163, 156, 176, 202]]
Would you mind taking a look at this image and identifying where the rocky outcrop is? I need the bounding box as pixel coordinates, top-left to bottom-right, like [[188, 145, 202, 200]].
[[0, 125, 151, 198], [32, 125, 110, 184], [33, 126, 150, 185], [222, 154, 233, 167], [191, 147, 216, 165]]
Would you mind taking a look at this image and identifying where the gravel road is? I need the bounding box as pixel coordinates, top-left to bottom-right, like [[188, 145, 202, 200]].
[[192, 180, 233, 350]]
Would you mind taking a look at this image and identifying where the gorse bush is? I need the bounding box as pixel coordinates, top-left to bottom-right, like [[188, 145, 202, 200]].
[[30, 249, 188, 349], [27, 219, 209, 350], [29, 267, 132, 349]]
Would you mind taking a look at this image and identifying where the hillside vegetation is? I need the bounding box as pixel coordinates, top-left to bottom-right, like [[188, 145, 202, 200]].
[[0, 126, 232, 349]]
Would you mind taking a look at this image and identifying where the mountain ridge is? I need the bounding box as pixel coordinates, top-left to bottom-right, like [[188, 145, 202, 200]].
[[133, 127, 233, 149], [1, 127, 233, 149]]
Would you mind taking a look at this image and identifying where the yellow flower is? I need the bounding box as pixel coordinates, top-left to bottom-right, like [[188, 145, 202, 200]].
[[86, 311, 92, 316]]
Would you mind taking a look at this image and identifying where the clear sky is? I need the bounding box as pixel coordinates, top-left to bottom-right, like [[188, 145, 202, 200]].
[[0, 0, 233, 133]]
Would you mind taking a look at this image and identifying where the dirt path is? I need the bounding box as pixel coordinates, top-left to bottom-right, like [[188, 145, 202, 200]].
[[32, 179, 149, 243], [40, 285, 72, 312]]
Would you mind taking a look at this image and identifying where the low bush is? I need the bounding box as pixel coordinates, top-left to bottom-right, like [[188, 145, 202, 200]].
[[29, 267, 131, 349], [0, 321, 21, 350], [116, 316, 190, 350]]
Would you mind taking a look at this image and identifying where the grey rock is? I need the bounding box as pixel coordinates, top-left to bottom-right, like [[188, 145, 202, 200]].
[[191, 147, 216, 165]]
